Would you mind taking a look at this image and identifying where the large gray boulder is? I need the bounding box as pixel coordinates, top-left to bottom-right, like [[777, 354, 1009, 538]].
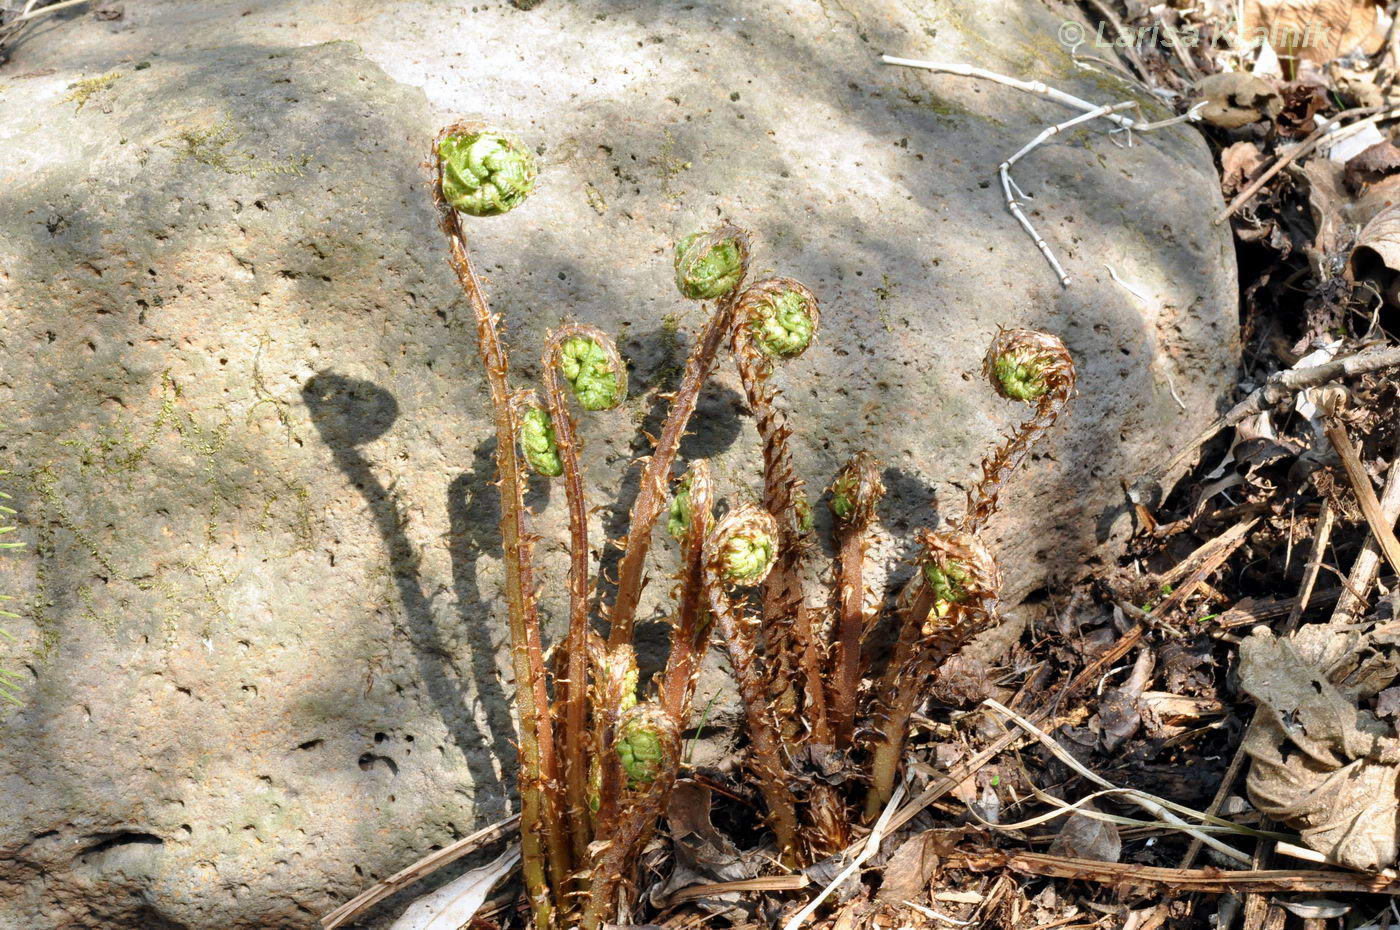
[[0, 3, 1236, 928]]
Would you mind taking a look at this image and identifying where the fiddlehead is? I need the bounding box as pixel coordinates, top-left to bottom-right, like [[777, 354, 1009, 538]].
[[433, 121, 566, 928], [659, 460, 715, 723], [674, 227, 750, 300], [607, 225, 752, 649], [865, 530, 1001, 818], [579, 703, 681, 930], [513, 390, 563, 478], [730, 278, 830, 762], [438, 127, 538, 217], [827, 451, 885, 748], [961, 328, 1076, 534], [542, 324, 627, 867], [701, 504, 802, 862]]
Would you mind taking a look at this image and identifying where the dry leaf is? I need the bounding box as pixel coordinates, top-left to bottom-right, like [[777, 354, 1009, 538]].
[[1240, 629, 1400, 870], [1221, 141, 1267, 195], [1346, 140, 1400, 189], [1347, 203, 1400, 298], [1196, 72, 1282, 128], [1046, 804, 1122, 863], [875, 831, 943, 904], [387, 845, 520, 930], [1243, 0, 1382, 64]]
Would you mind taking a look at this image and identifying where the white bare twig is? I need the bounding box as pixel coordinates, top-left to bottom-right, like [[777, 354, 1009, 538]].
[[882, 55, 1204, 287]]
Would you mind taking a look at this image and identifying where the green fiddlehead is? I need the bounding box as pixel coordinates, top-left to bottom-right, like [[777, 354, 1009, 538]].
[[514, 390, 563, 478], [674, 226, 750, 300], [557, 328, 627, 412], [438, 125, 538, 217], [866, 529, 1000, 818], [962, 328, 1076, 534]]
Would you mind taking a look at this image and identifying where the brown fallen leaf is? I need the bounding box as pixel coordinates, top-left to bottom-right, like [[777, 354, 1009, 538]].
[[1243, 0, 1383, 65], [1221, 141, 1267, 196], [1345, 140, 1400, 190], [875, 830, 943, 904], [1347, 202, 1400, 301], [1046, 804, 1122, 863], [1197, 72, 1283, 128], [1240, 628, 1400, 870]]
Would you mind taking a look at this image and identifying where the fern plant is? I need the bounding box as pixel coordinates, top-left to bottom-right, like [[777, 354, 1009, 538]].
[[432, 122, 1077, 928]]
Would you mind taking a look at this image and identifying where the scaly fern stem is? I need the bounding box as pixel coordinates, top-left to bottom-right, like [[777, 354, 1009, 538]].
[[732, 349, 831, 747], [608, 296, 737, 647], [440, 214, 566, 929], [542, 327, 596, 871], [703, 560, 802, 863], [659, 464, 714, 724]]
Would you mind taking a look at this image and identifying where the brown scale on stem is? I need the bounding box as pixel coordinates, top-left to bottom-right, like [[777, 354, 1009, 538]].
[[730, 278, 829, 742], [541, 323, 626, 867], [701, 503, 802, 863], [607, 225, 751, 650], [865, 530, 1001, 819], [658, 460, 716, 723], [827, 451, 885, 750], [432, 120, 566, 927], [578, 703, 680, 930], [961, 328, 1076, 534]]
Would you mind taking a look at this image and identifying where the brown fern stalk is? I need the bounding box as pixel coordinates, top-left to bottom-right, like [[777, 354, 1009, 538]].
[[541, 323, 626, 868], [658, 460, 715, 723], [730, 278, 830, 746], [826, 452, 885, 749], [702, 504, 802, 863], [607, 226, 751, 648], [433, 122, 566, 927], [579, 705, 681, 930], [864, 530, 1000, 819], [960, 328, 1076, 534]]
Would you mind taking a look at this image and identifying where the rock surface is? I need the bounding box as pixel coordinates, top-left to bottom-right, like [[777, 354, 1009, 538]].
[[0, 3, 1237, 928]]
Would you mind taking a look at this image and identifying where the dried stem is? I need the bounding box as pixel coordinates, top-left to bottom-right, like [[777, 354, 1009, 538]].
[[608, 226, 751, 648], [703, 504, 802, 863], [433, 122, 565, 927], [827, 452, 885, 749], [542, 323, 625, 868]]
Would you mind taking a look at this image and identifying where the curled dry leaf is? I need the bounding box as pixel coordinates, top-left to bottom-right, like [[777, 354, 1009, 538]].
[[387, 845, 521, 930], [1046, 803, 1122, 864], [1196, 72, 1282, 129], [1347, 203, 1400, 302], [1221, 141, 1267, 196], [1240, 628, 1400, 870]]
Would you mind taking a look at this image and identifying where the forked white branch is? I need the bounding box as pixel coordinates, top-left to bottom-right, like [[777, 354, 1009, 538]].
[[882, 55, 1204, 287]]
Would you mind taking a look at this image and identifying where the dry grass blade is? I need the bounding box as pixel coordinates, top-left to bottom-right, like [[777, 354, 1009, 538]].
[[782, 783, 906, 930], [321, 814, 520, 929], [982, 699, 1251, 864]]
